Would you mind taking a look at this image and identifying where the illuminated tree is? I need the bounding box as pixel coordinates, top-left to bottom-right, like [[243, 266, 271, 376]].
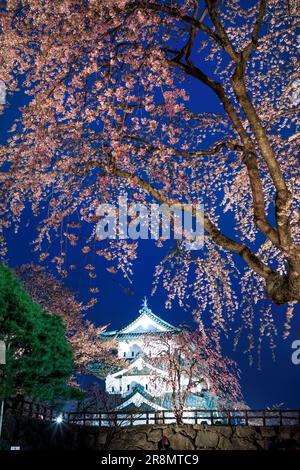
[[78, 383, 122, 413], [145, 329, 242, 423], [16, 264, 120, 376], [0, 1, 299, 345]]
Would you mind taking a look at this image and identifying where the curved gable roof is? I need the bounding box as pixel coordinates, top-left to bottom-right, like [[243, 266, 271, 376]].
[[102, 298, 179, 338]]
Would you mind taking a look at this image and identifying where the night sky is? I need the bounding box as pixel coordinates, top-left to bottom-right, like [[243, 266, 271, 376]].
[[1, 39, 299, 410]]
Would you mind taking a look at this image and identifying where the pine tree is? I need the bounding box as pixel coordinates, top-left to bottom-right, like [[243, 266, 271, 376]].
[[0, 263, 73, 401]]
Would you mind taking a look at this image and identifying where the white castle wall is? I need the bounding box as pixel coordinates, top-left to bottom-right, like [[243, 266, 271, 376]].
[[104, 303, 210, 406]]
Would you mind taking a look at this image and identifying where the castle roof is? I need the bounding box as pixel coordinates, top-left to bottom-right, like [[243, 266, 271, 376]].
[[101, 297, 180, 339], [122, 366, 152, 376], [109, 356, 165, 379], [112, 384, 219, 413]]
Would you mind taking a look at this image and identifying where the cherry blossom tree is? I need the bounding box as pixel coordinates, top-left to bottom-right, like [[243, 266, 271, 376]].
[[144, 329, 242, 424], [0, 1, 299, 345], [78, 383, 121, 412], [77, 384, 137, 448], [15, 264, 120, 376]]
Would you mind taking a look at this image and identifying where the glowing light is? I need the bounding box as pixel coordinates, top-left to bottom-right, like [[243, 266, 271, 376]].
[[55, 415, 63, 424]]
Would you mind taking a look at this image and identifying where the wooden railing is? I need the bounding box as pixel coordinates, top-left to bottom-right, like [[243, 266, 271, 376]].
[[6, 401, 300, 427], [5, 400, 68, 423], [66, 409, 300, 427]]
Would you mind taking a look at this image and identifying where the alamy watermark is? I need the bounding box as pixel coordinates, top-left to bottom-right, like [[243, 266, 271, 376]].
[[291, 340, 300, 365], [96, 196, 204, 250]]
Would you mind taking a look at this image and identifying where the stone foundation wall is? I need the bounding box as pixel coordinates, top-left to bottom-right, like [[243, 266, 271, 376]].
[[1, 414, 300, 450]]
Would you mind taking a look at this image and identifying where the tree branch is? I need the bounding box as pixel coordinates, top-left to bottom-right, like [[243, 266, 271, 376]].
[[95, 161, 275, 280], [204, 0, 240, 62], [169, 58, 281, 248], [132, 1, 226, 51], [242, 0, 267, 62], [231, 62, 292, 252], [123, 134, 244, 160]]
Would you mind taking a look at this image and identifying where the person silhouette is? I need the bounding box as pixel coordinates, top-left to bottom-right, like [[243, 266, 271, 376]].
[[158, 436, 172, 450]]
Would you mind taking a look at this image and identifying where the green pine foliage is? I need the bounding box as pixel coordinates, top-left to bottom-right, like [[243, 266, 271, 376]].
[[0, 263, 73, 401]]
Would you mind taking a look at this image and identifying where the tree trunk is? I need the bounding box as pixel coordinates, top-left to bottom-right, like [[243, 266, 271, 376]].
[[175, 409, 183, 425], [266, 256, 300, 304]]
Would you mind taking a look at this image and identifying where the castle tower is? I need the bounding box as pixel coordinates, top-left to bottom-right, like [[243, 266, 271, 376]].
[[98, 298, 217, 414]]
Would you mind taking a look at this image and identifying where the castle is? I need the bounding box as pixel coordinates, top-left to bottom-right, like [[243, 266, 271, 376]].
[[97, 298, 219, 418]]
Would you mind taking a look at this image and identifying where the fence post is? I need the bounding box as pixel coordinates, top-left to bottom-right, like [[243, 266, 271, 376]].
[[263, 410, 266, 426], [210, 410, 214, 425], [279, 409, 282, 426]]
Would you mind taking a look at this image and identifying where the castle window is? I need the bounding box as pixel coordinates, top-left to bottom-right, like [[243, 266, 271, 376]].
[[120, 386, 122, 392], [127, 384, 130, 391], [131, 351, 134, 357], [111, 386, 114, 392], [146, 384, 148, 390], [123, 352, 126, 357]]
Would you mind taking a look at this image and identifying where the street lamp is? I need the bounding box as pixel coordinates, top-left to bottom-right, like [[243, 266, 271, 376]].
[[0, 340, 5, 365], [0, 340, 6, 443], [55, 415, 63, 424]]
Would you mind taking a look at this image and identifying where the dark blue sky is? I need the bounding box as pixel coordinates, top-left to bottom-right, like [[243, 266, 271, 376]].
[[3, 214, 300, 409], [1, 18, 300, 409]]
